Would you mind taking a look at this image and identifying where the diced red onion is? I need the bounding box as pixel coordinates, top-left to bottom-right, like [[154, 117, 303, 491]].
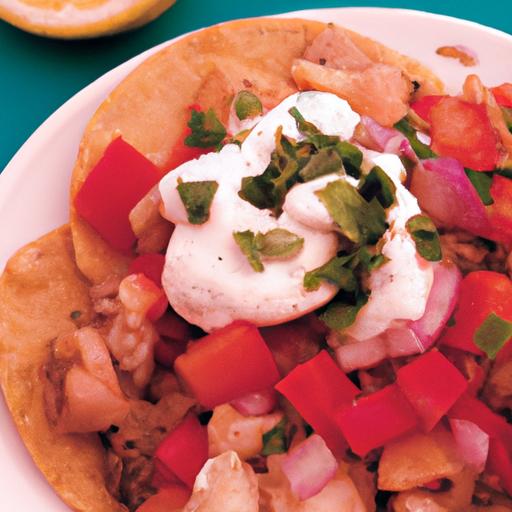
[[386, 327, 424, 357], [399, 138, 418, 162], [281, 434, 338, 501], [409, 262, 462, 350], [411, 158, 492, 237], [360, 116, 402, 152], [230, 388, 277, 417], [449, 418, 489, 473], [335, 336, 387, 373]]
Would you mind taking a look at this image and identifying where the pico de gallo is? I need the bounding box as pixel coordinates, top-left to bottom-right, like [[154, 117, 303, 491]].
[[49, 25, 512, 512]]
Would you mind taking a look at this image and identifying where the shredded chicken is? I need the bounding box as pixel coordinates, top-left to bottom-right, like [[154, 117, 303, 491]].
[[43, 327, 130, 433]]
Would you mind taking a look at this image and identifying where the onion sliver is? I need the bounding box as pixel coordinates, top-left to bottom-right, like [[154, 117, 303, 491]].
[[281, 434, 338, 501], [230, 388, 277, 417], [449, 418, 489, 473]]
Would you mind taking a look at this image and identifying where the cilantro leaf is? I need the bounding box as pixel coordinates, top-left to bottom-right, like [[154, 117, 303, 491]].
[[359, 166, 397, 209], [234, 228, 304, 272], [335, 141, 363, 178], [303, 255, 357, 292], [474, 312, 512, 359], [262, 419, 288, 456], [185, 108, 227, 148], [316, 180, 387, 246], [465, 169, 494, 206], [233, 230, 264, 272], [254, 228, 304, 259], [394, 117, 436, 159], [299, 147, 343, 182], [405, 214, 442, 262], [234, 91, 263, 121], [320, 294, 369, 331], [176, 180, 218, 225]]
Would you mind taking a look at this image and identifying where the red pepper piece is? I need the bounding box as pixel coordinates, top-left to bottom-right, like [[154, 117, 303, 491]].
[[489, 174, 512, 243], [441, 271, 512, 355], [410, 95, 445, 123], [396, 350, 468, 432], [430, 97, 500, 171], [336, 384, 418, 456], [487, 438, 512, 496], [449, 395, 512, 452], [129, 253, 166, 286], [175, 322, 280, 409], [491, 83, 512, 108], [74, 137, 162, 252], [275, 350, 360, 456], [154, 414, 208, 488]]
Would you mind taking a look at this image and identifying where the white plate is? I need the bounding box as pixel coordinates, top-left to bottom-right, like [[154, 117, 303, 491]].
[[0, 7, 511, 511]]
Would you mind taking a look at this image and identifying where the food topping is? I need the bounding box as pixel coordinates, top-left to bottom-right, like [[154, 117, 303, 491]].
[[176, 179, 219, 225], [436, 45, 479, 66]]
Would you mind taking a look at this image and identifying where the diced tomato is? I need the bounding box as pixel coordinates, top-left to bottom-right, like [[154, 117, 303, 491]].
[[174, 322, 280, 408], [441, 271, 512, 355], [430, 97, 500, 171], [164, 104, 214, 171], [275, 350, 360, 456], [448, 395, 512, 452], [74, 137, 162, 252], [136, 485, 191, 512], [492, 83, 512, 108], [154, 338, 188, 368], [155, 414, 208, 488], [396, 350, 468, 432], [489, 174, 512, 242], [410, 95, 445, 123], [155, 310, 194, 342], [129, 253, 166, 286], [487, 438, 512, 496], [335, 384, 419, 456]]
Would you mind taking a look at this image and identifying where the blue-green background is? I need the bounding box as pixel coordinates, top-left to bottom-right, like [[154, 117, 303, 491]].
[[1, 0, 511, 172]]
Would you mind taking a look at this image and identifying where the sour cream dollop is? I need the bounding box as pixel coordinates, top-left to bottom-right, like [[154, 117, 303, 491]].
[[159, 92, 433, 336]]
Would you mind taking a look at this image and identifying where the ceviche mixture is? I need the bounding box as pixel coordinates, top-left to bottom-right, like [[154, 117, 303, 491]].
[[23, 25, 512, 511]]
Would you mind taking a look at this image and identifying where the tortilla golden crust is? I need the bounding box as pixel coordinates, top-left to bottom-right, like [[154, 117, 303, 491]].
[[70, 17, 443, 285], [0, 226, 124, 512]]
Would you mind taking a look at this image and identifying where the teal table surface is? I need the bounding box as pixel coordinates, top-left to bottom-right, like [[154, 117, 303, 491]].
[[1, 0, 511, 172]]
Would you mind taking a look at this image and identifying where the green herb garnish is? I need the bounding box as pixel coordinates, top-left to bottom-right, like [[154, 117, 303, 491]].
[[465, 169, 494, 206], [185, 108, 227, 148], [335, 141, 363, 178], [359, 166, 397, 209], [474, 312, 512, 359], [405, 214, 442, 262], [320, 294, 369, 331], [177, 180, 219, 225], [304, 255, 358, 292], [234, 91, 263, 120], [298, 147, 343, 181], [233, 228, 304, 272], [316, 180, 387, 246], [394, 117, 436, 159], [261, 419, 288, 456]]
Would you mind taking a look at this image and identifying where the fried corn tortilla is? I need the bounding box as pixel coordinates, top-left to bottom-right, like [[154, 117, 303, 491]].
[[1, 16, 445, 512], [69, 17, 443, 285], [0, 226, 124, 511]]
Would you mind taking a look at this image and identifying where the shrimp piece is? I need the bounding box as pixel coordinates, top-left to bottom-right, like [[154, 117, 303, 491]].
[[208, 404, 283, 460], [183, 451, 259, 512], [292, 58, 412, 127], [462, 74, 512, 162], [304, 26, 372, 70], [259, 456, 366, 512], [43, 327, 129, 433], [107, 274, 160, 389]]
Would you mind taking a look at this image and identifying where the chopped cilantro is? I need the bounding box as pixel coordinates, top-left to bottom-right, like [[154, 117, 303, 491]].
[[316, 180, 387, 246], [299, 147, 343, 181], [177, 180, 219, 225], [405, 214, 442, 262], [359, 166, 397, 209], [394, 117, 436, 159], [234, 91, 263, 120], [474, 312, 512, 359], [261, 419, 287, 456], [335, 141, 363, 178], [303, 255, 357, 292], [225, 129, 251, 147], [233, 228, 304, 272], [320, 294, 369, 331], [185, 108, 227, 148], [465, 169, 494, 206]]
